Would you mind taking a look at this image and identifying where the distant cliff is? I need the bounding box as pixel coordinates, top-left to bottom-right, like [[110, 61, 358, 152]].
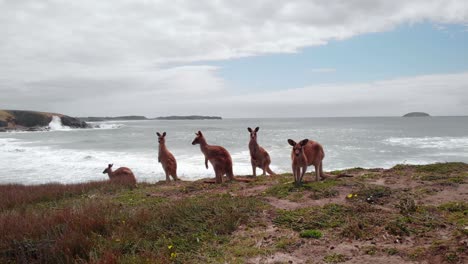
[[403, 112, 430, 117], [0, 110, 88, 131], [77, 115, 222, 121], [154, 115, 222, 120], [78, 116, 148, 122]]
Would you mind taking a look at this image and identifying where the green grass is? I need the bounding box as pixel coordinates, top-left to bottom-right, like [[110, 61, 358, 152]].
[[385, 247, 399, 256], [354, 184, 392, 204], [0, 162, 466, 263], [323, 253, 348, 263], [0, 189, 264, 263], [414, 162, 467, 174], [274, 204, 348, 231], [299, 229, 323, 239], [265, 178, 341, 200]]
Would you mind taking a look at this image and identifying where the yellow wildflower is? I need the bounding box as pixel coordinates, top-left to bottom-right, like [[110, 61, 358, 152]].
[[168, 245, 173, 249], [347, 194, 353, 198], [170, 252, 177, 259]]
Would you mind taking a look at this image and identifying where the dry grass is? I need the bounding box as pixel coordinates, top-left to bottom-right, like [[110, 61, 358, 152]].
[[0, 110, 13, 121], [0, 181, 133, 211], [0, 162, 466, 263]]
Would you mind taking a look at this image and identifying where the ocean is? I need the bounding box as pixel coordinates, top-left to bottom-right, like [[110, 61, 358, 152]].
[[1, 117, 467, 185]]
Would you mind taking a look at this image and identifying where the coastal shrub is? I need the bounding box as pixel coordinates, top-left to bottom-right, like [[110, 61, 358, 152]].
[[0, 181, 130, 211], [0, 193, 262, 263], [0, 202, 117, 263], [396, 196, 417, 215]]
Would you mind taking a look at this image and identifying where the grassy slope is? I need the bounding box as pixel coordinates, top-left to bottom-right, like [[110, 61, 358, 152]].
[[0, 110, 13, 121], [0, 110, 63, 121], [0, 163, 466, 263]]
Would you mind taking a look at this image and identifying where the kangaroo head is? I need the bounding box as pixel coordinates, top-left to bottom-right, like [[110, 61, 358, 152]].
[[103, 163, 113, 174], [247, 127, 260, 140], [288, 139, 309, 157], [192, 131, 204, 145], [156, 132, 167, 144]]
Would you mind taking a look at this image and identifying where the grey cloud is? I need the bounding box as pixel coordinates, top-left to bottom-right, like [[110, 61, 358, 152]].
[[0, 0, 467, 116]]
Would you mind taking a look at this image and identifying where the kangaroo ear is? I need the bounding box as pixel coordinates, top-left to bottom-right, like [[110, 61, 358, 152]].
[[300, 139, 309, 146], [288, 139, 296, 146], [247, 127, 252, 132], [162, 132, 166, 137], [198, 131, 203, 136], [255, 127, 259, 132], [156, 132, 161, 137], [108, 164, 113, 168]]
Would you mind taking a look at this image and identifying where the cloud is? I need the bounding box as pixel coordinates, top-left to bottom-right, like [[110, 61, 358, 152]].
[[0, 0, 467, 116], [187, 71, 468, 117], [9, 70, 465, 118]]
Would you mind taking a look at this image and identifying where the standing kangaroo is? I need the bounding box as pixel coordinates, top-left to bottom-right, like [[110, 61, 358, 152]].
[[102, 164, 137, 185], [288, 139, 325, 184], [157, 132, 179, 182], [192, 130, 235, 184], [248, 127, 275, 177]]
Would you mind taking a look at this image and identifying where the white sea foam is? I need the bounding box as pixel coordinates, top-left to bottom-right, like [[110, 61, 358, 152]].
[[384, 137, 468, 149], [48, 116, 72, 131], [0, 138, 270, 185], [89, 122, 125, 130], [2, 117, 468, 185]]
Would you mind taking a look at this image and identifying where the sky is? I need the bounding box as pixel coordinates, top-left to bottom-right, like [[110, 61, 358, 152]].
[[1, 0, 468, 118]]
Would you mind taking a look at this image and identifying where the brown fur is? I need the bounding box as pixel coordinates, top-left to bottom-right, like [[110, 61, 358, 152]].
[[288, 138, 325, 184], [102, 164, 136, 186], [191, 130, 235, 184], [157, 132, 178, 182], [248, 127, 276, 176]]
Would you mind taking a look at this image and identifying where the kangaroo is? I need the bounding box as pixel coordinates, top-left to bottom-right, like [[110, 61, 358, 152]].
[[191, 130, 237, 184], [248, 127, 275, 177], [102, 164, 137, 185], [157, 132, 179, 182], [288, 139, 325, 184]]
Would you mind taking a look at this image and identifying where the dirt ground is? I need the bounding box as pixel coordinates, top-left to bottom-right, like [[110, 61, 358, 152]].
[[168, 162, 468, 264]]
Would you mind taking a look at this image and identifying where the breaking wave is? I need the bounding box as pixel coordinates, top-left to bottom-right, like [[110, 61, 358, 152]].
[[384, 137, 468, 149], [48, 116, 72, 131]]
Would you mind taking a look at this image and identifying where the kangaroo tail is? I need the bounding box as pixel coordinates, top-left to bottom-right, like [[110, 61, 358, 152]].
[[234, 177, 253, 183], [266, 166, 276, 176], [322, 173, 353, 179], [226, 166, 235, 181], [335, 173, 353, 178]]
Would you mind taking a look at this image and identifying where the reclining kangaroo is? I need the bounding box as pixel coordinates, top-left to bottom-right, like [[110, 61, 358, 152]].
[[157, 132, 179, 182], [102, 164, 137, 186], [192, 131, 250, 183], [288, 139, 325, 184], [248, 127, 275, 176]]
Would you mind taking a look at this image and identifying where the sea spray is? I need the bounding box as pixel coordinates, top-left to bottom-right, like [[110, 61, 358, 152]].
[[48, 116, 71, 131]]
